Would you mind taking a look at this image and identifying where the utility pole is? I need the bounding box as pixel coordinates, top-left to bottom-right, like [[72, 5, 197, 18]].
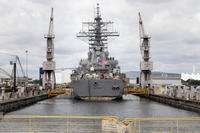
[[13, 62, 16, 92], [10, 61, 17, 92], [42, 8, 56, 89], [138, 12, 153, 88], [25, 50, 28, 80]]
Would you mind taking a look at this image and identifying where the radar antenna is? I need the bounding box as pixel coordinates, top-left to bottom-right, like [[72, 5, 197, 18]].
[[77, 3, 119, 54]]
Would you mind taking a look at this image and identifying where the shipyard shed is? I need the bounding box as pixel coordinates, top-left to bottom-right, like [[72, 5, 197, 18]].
[[126, 71, 181, 85], [55, 69, 72, 84]]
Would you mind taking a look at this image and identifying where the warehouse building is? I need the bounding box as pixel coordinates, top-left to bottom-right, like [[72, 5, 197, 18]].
[[126, 71, 181, 85]]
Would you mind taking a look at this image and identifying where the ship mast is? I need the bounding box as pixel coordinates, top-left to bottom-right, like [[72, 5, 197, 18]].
[[139, 12, 153, 88], [77, 3, 119, 62], [42, 8, 56, 89]]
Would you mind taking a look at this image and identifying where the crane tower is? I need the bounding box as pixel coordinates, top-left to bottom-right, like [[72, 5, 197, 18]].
[[42, 8, 56, 89], [138, 12, 153, 88]]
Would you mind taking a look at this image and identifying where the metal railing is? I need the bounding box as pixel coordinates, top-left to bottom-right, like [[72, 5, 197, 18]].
[[0, 115, 199, 133], [47, 88, 73, 97], [124, 84, 150, 95], [126, 117, 200, 133], [47, 84, 150, 97]]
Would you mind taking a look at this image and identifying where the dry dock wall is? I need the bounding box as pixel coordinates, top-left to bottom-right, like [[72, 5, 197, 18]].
[[0, 94, 48, 114], [137, 94, 200, 113]]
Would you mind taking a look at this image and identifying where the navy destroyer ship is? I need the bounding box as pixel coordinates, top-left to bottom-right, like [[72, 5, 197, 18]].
[[71, 4, 126, 100]]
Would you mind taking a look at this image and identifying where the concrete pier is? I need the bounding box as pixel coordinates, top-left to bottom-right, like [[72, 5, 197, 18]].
[[0, 94, 48, 114], [137, 94, 200, 113]]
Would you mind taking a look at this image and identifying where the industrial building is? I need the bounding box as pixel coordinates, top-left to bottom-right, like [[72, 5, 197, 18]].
[[181, 73, 200, 81], [126, 71, 181, 85], [55, 69, 72, 84]]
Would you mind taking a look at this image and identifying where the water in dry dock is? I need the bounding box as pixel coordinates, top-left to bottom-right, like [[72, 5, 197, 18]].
[[7, 95, 200, 118]]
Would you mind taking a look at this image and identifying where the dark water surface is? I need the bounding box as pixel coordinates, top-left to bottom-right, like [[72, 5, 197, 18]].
[[7, 95, 200, 119]]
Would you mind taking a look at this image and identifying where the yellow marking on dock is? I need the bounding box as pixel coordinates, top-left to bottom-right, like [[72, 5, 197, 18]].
[[0, 115, 199, 133]]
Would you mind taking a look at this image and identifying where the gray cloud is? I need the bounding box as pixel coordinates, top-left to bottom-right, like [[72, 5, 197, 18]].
[[0, 0, 200, 79]]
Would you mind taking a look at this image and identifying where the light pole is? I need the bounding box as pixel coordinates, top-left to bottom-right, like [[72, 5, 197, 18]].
[[25, 50, 28, 79]]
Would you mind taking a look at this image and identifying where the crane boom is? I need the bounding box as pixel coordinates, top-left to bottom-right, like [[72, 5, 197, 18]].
[[16, 56, 25, 77], [0, 52, 25, 78], [138, 12, 145, 39], [0, 67, 12, 78]]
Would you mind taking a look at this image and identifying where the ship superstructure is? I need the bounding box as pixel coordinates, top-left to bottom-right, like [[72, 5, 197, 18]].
[[71, 4, 125, 100]]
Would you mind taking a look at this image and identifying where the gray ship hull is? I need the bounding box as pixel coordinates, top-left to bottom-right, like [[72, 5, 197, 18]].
[[72, 79, 124, 99]]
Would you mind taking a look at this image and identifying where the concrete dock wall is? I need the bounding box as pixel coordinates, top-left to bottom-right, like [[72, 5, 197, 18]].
[[137, 94, 200, 113], [0, 94, 48, 114]]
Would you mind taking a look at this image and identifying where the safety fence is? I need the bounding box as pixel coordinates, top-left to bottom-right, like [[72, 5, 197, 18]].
[[126, 117, 200, 133], [47, 88, 73, 97], [124, 84, 150, 95], [0, 115, 199, 133]]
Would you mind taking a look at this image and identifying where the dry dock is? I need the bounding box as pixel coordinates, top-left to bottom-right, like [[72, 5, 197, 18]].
[[0, 94, 49, 114], [137, 94, 200, 113]]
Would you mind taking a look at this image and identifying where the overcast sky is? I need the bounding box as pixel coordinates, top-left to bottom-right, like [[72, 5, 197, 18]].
[[0, 0, 200, 79]]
